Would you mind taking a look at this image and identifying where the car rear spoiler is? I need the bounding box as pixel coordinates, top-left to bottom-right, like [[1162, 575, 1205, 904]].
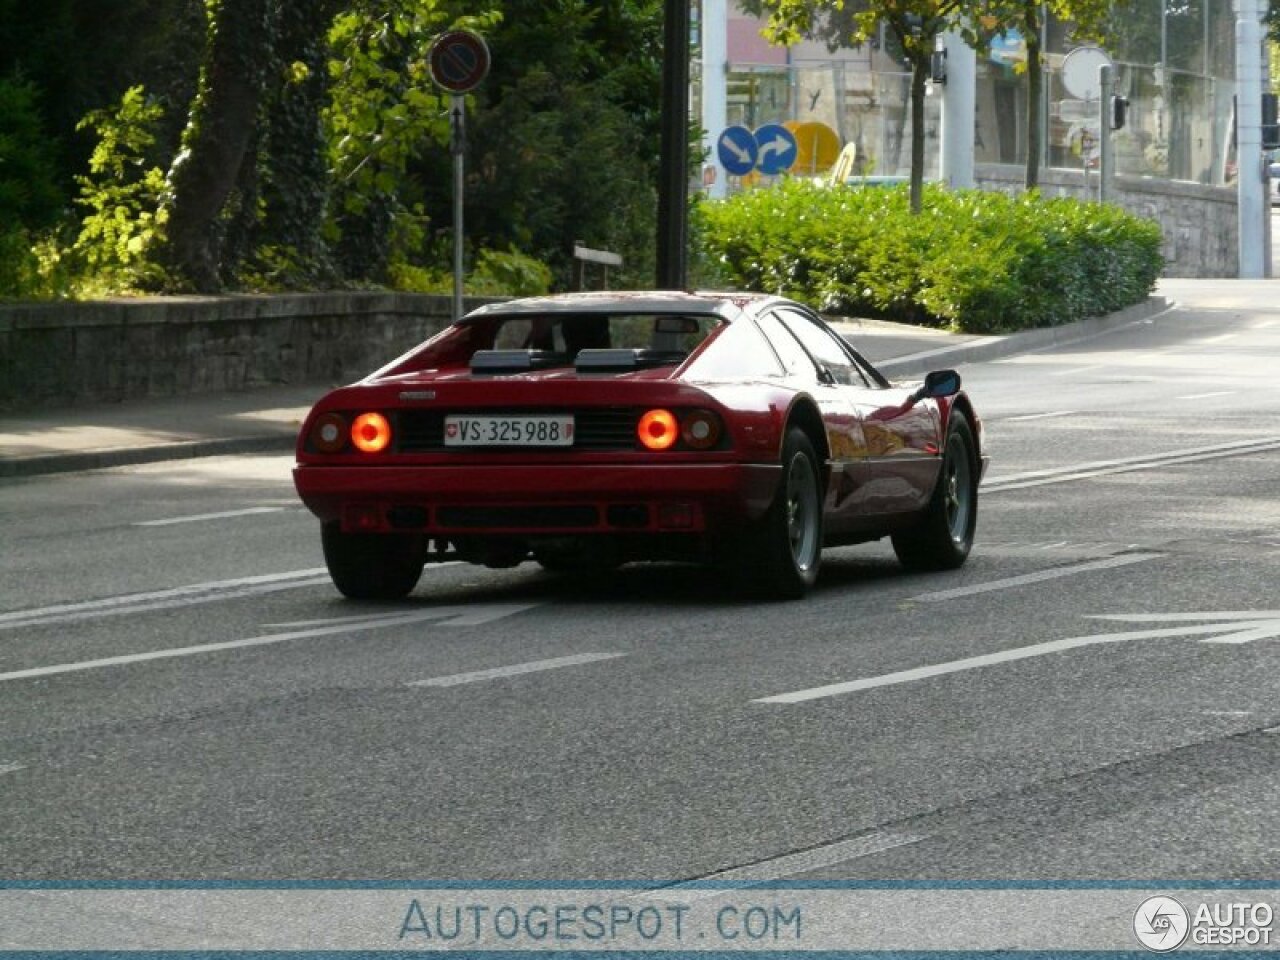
[[574, 348, 688, 371], [470, 349, 570, 373]]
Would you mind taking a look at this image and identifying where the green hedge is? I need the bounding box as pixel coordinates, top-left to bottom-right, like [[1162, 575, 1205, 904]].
[[696, 180, 1165, 334]]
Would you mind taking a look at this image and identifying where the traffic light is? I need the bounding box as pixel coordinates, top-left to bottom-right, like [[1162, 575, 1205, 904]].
[[1263, 93, 1279, 150], [931, 47, 947, 85], [1110, 94, 1129, 131]]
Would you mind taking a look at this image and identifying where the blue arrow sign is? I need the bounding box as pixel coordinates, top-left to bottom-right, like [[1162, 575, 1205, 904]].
[[717, 126, 758, 177], [754, 123, 798, 175]]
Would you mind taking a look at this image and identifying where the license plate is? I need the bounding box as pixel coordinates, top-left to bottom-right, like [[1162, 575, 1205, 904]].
[[444, 414, 575, 447]]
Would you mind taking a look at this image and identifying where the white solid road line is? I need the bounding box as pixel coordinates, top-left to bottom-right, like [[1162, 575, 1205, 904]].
[[0, 605, 539, 683], [133, 507, 287, 527], [0, 569, 332, 632], [409, 652, 627, 688], [1175, 390, 1238, 401], [1004, 410, 1077, 422], [907, 553, 1161, 603], [983, 437, 1280, 492], [1048, 363, 1109, 377], [0, 762, 26, 776], [645, 832, 927, 901]]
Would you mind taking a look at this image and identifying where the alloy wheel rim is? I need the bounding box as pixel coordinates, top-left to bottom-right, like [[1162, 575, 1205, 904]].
[[787, 453, 819, 571], [945, 436, 973, 543]]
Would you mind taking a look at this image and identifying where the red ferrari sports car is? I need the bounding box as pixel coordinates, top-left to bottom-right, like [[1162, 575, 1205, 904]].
[[293, 291, 986, 600]]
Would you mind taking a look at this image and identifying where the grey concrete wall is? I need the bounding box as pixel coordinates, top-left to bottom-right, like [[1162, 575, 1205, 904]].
[[0, 293, 498, 412], [977, 164, 1238, 279]]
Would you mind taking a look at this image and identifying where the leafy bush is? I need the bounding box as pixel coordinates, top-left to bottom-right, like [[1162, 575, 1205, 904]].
[[64, 86, 170, 295], [388, 246, 552, 297], [698, 179, 1165, 333], [0, 79, 65, 299]]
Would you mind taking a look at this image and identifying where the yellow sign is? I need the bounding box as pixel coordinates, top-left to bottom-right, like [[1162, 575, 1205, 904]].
[[790, 122, 841, 175]]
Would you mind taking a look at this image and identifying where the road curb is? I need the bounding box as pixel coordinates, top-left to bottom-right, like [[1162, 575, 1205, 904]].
[[0, 434, 296, 479], [876, 295, 1174, 379]]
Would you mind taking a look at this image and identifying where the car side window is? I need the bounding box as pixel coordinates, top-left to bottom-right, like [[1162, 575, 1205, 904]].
[[683, 317, 784, 379], [773, 308, 870, 387], [755, 312, 821, 380]]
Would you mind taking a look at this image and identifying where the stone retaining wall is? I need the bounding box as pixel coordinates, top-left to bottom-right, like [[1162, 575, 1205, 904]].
[[0, 293, 498, 411], [977, 164, 1238, 278]]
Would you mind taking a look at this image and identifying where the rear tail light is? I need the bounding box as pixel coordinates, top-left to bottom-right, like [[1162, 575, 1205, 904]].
[[680, 409, 723, 450], [637, 409, 678, 450], [351, 412, 392, 453], [311, 412, 348, 453]]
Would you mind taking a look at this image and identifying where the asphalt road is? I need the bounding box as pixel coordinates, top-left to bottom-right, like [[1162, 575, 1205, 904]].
[[3, 279, 1280, 886]]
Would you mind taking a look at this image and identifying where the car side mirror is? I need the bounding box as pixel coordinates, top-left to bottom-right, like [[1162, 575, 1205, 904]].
[[911, 369, 961, 402]]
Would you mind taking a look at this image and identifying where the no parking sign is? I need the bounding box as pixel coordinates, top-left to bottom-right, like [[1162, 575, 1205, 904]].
[[428, 30, 491, 94]]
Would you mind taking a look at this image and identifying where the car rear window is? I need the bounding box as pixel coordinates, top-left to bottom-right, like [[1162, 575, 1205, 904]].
[[482, 313, 720, 361]]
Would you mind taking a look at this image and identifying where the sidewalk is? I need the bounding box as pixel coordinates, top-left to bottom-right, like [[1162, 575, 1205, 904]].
[[0, 296, 1171, 479]]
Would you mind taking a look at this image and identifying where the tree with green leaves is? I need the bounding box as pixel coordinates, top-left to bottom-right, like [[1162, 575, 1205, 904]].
[[742, 0, 972, 212], [978, 0, 1119, 190], [444, 0, 664, 287], [158, 0, 279, 291]]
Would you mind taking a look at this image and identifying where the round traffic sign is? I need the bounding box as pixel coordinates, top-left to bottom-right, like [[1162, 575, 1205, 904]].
[[429, 30, 491, 94], [753, 123, 798, 176], [1061, 45, 1112, 101], [717, 125, 758, 177]]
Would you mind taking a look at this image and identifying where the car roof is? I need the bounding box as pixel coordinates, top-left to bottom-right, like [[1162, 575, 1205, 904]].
[[463, 290, 791, 322]]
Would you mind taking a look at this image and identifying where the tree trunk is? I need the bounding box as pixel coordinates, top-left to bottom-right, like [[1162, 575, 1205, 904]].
[[1024, 3, 1042, 191], [161, 0, 276, 292], [255, 0, 342, 278], [909, 54, 929, 213]]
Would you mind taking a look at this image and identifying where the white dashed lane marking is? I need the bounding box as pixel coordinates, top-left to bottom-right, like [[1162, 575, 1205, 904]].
[[133, 507, 287, 527], [907, 554, 1161, 603], [408, 652, 628, 689]]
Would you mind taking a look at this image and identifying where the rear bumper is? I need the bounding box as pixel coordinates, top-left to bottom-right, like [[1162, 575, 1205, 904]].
[[293, 462, 782, 535]]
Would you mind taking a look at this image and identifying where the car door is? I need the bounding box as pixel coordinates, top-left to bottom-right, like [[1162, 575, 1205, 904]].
[[753, 310, 868, 524], [770, 307, 939, 521]]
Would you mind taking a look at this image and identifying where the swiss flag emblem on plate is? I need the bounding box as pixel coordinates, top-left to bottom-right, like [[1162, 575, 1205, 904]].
[[445, 423, 459, 438]]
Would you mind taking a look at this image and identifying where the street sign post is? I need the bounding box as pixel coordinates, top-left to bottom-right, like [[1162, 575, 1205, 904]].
[[428, 31, 491, 322]]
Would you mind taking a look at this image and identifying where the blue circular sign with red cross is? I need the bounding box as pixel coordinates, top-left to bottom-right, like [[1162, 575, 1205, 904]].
[[428, 30, 491, 94]]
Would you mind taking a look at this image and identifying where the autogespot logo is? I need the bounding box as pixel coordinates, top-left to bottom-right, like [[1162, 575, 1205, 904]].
[[1134, 896, 1190, 952]]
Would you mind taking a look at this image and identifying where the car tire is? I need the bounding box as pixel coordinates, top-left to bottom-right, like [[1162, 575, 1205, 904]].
[[892, 413, 978, 571], [736, 427, 824, 600], [321, 523, 426, 600]]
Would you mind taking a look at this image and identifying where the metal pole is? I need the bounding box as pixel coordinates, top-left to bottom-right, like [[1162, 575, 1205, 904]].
[[451, 95, 466, 321], [1099, 64, 1114, 203], [702, 0, 728, 199], [939, 30, 976, 188], [657, 0, 691, 289], [1236, 0, 1265, 277]]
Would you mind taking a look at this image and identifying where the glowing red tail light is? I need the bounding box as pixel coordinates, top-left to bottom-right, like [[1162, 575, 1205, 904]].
[[637, 409, 678, 450], [351, 412, 392, 453]]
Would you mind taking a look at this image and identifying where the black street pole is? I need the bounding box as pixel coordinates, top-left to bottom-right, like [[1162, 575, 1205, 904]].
[[656, 0, 690, 289]]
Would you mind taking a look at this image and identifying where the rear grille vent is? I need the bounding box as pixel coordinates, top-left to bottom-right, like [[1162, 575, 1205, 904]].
[[396, 409, 639, 452], [436, 505, 600, 529]]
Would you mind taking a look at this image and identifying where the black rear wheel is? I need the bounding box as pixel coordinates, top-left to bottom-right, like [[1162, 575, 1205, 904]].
[[892, 413, 978, 571], [734, 427, 824, 600], [321, 523, 426, 600]]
